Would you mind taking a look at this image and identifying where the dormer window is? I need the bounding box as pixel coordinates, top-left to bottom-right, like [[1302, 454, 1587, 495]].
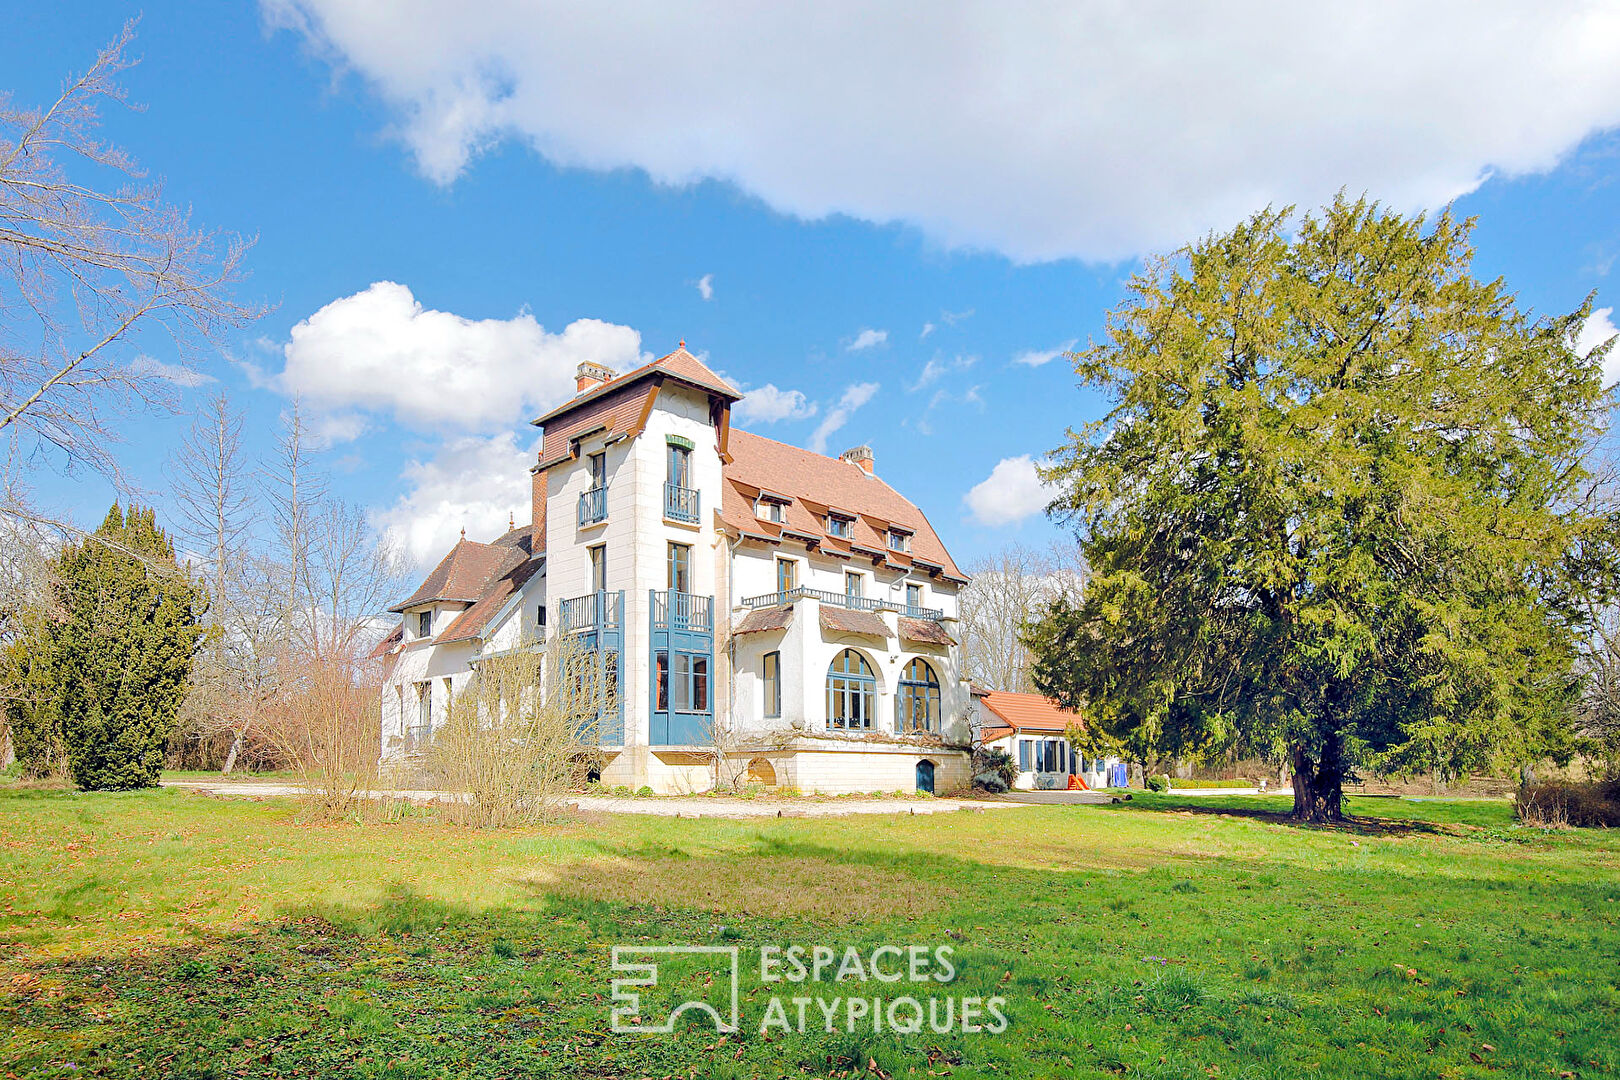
[[417, 610, 432, 638], [887, 529, 911, 553], [828, 513, 853, 539], [756, 494, 788, 523]]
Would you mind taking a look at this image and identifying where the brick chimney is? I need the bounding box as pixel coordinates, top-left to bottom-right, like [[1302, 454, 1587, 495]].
[[530, 461, 548, 552], [575, 361, 616, 394], [840, 445, 875, 475]]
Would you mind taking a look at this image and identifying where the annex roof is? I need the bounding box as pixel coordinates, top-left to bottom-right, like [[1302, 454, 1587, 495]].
[[978, 691, 1083, 742]]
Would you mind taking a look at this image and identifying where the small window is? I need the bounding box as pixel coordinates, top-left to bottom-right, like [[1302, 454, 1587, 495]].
[[828, 514, 853, 539], [537, 604, 547, 629], [757, 498, 785, 523], [888, 530, 911, 553], [845, 571, 864, 599], [905, 582, 923, 612], [763, 651, 781, 718], [418, 611, 432, 638], [776, 557, 798, 594], [588, 451, 606, 490], [589, 544, 607, 593], [655, 651, 669, 711], [668, 542, 691, 593]]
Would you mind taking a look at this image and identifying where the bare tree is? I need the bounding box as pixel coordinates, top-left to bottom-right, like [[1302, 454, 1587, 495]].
[[306, 499, 408, 661], [958, 542, 1084, 693], [1, 22, 256, 507], [261, 401, 327, 653], [167, 392, 258, 769]]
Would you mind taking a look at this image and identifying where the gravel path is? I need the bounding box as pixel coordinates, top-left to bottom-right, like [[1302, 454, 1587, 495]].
[[159, 778, 1035, 818]]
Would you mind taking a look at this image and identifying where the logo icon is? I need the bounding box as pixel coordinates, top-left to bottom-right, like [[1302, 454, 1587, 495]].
[[610, 945, 741, 1033]]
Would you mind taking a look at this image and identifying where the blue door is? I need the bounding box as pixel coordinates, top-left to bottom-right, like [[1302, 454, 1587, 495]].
[[916, 759, 936, 794]]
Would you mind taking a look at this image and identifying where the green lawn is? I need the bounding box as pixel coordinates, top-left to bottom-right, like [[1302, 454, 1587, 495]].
[[1, 786, 1616, 1079]]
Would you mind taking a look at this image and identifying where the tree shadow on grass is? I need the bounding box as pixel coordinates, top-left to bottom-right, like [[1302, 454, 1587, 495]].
[[1102, 797, 1467, 837]]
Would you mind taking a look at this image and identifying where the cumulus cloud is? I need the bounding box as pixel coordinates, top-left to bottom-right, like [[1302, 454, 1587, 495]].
[[269, 2, 1620, 262], [371, 431, 538, 568], [274, 281, 644, 434], [809, 381, 880, 454], [734, 383, 818, 424], [964, 455, 1053, 528], [848, 328, 888, 351], [1013, 340, 1079, 368], [697, 273, 714, 300], [1576, 305, 1620, 387]]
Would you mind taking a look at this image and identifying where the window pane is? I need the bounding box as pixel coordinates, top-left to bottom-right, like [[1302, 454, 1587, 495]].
[[693, 656, 709, 711], [673, 654, 691, 711], [763, 652, 780, 718], [656, 652, 669, 711]]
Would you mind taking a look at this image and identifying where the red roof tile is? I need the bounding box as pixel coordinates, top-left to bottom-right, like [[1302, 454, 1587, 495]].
[[898, 616, 954, 647], [978, 691, 1084, 738], [438, 555, 542, 644], [733, 606, 794, 635], [819, 606, 891, 639], [390, 538, 524, 613], [720, 429, 965, 582]]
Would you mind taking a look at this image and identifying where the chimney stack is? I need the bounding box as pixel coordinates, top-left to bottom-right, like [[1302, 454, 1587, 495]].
[[575, 361, 617, 394], [840, 445, 875, 475]]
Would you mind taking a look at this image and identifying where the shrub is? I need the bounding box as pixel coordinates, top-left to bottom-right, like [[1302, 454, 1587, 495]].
[[1516, 780, 1620, 828], [1145, 774, 1168, 793], [972, 746, 1018, 789], [973, 771, 1009, 794]]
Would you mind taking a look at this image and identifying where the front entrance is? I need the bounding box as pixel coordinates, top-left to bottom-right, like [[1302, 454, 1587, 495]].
[[915, 759, 936, 794]]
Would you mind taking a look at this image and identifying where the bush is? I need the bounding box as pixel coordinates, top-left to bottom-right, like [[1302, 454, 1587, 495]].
[[1516, 780, 1620, 828], [972, 746, 1018, 789], [973, 771, 1009, 794], [1145, 774, 1169, 793]]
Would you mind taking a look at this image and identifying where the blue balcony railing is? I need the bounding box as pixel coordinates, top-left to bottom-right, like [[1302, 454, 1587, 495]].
[[663, 482, 700, 523], [559, 590, 623, 633], [577, 486, 608, 526], [652, 590, 713, 632]]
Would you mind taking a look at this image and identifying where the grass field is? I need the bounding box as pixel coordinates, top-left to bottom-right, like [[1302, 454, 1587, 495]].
[[1, 786, 1616, 1079]]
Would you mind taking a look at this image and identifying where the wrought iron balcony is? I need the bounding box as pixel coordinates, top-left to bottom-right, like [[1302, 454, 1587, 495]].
[[577, 485, 608, 526], [740, 586, 943, 621], [559, 590, 623, 633], [651, 589, 713, 632], [663, 482, 700, 524]]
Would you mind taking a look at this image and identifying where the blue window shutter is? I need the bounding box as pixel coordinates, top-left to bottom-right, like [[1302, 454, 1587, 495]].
[[1018, 740, 1030, 772]]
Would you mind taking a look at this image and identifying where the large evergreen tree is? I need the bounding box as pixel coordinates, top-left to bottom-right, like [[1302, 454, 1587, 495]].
[[1028, 197, 1619, 821], [13, 505, 206, 790]]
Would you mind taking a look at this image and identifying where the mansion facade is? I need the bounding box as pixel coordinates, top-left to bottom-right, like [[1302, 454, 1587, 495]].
[[373, 346, 974, 794]]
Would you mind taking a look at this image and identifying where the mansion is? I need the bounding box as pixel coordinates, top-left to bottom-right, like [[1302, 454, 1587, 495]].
[[373, 346, 974, 794]]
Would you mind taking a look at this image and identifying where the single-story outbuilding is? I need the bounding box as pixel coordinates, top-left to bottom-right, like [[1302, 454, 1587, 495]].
[[975, 688, 1124, 790]]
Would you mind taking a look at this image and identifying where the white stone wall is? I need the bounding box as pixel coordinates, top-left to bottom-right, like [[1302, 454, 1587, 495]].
[[380, 635, 478, 760]]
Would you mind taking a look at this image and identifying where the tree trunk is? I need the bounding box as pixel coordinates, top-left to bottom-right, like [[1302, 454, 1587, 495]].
[[221, 730, 242, 775], [1289, 736, 1345, 822]]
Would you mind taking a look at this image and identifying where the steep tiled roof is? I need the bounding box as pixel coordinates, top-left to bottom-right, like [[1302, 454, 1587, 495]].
[[533, 346, 742, 470], [719, 429, 965, 582], [438, 555, 542, 644], [389, 537, 525, 613], [819, 606, 891, 639], [898, 616, 955, 647], [734, 606, 794, 636], [366, 624, 404, 661], [978, 691, 1083, 742]]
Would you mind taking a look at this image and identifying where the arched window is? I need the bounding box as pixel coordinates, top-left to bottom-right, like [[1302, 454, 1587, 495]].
[[897, 658, 940, 733], [827, 649, 877, 730]]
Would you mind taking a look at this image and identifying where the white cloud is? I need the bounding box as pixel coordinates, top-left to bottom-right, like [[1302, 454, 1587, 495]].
[[1013, 339, 1078, 368], [371, 431, 537, 568], [941, 308, 974, 326], [848, 328, 888, 351], [909, 354, 975, 392], [734, 383, 818, 424], [809, 381, 880, 453], [129, 356, 214, 387], [274, 281, 644, 432], [964, 455, 1053, 528], [1576, 305, 1620, 387], [270, 2, 1620, 262], [919, 322, 935, 340], [697, 273, 714, 301]]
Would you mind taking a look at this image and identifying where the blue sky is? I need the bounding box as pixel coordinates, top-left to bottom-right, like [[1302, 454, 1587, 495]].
[[8, 2, 1620, 571]]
